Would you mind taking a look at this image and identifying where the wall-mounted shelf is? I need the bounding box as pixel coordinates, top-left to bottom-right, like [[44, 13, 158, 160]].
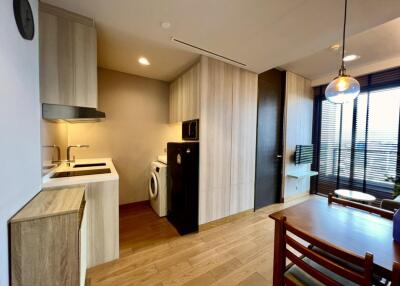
[[287, 170, 318, 179]]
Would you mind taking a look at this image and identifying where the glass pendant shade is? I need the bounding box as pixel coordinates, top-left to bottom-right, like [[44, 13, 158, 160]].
[[325, 75, 360, 104]]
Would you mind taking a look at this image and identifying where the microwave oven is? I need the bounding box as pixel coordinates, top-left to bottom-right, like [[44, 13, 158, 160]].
[[182, 119, 199, 141]]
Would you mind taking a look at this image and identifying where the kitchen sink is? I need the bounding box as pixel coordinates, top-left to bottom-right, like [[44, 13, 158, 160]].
[[51, 168, 111, 178], [73, 163, 106, 168]]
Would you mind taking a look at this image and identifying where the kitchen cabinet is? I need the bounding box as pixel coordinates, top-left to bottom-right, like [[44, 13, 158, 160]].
[[199, 56, 258, 224], [169, 77, 182, 123], [80, 205, 87, 286], [169, 62, 200, 123], [85, 180, 119, 268], [10, 186, 86, 286], [39, 3, 97, 108]]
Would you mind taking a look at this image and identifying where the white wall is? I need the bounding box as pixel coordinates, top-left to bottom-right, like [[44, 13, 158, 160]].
[[282, 71, 313, 200], [0, 0, 41, 284]]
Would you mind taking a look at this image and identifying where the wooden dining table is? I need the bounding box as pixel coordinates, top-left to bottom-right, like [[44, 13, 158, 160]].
[[269, 197, 400, 285]]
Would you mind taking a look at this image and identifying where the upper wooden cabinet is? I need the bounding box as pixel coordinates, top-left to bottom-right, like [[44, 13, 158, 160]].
[[169, 62, 200, 123], [39, 3, 97, 108]]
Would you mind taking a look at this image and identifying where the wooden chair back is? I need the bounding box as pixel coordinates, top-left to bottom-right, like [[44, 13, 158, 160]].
[[328, 193, 394, 220], [278, 216, 374, 286], [393, 262, 400, 286]]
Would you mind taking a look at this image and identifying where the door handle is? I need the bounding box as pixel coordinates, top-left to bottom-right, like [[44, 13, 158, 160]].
[[276, 155, 283, 158]]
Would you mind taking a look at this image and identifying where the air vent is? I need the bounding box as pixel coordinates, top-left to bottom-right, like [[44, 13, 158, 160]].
[[171, 37, 246, 67]]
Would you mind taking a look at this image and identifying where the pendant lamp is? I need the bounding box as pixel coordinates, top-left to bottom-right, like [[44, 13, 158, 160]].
[[325, 0, 360, 104]]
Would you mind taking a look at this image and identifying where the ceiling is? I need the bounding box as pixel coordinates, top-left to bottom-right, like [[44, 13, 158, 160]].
[[42, 0, 400, 82], [281, 17, 400, 86]]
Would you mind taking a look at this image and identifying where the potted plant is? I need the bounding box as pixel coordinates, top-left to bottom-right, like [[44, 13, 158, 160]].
[[385, 175, 400, 198]]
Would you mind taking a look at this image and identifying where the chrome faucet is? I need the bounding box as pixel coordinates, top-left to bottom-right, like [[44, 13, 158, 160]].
[[67, 145, 90, 166], [42, 145, 61, 164]]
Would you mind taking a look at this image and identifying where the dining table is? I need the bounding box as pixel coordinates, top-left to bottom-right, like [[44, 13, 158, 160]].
[[269, 196, 400, 285]]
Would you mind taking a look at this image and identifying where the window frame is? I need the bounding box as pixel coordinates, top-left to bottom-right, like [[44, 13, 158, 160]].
[[311, 67, 400, 199]]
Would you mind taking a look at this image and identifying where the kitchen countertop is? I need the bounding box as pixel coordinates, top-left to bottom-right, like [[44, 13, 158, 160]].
[[42, 158, 119, 188], [11, 186, 85, 223]]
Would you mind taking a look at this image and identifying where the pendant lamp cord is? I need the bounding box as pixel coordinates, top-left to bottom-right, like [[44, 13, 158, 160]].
[[340, 0, 348, 75]]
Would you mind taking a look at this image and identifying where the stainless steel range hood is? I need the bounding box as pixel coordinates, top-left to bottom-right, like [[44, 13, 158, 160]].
[[42, 103, 106, 123]]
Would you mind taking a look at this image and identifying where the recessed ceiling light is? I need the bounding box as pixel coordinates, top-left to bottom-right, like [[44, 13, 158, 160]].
[[161, 21, 171, 29], [343, 54, 360, 62], [138, 57, 150, 65], [329, 43, 341, 51]]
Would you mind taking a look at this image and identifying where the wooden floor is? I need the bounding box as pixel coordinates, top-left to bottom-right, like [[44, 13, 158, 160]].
[[119, 201, 179, 257], [86, 197, 310, 286]]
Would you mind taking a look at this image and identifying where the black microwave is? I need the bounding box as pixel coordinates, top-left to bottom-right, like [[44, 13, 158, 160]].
[[182, 119, 199, 141]]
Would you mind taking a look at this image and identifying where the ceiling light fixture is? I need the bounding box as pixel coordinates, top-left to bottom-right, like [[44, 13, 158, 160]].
[[343, 54, 360, 62], [161, 21, 171, 29], [329, 43, 341, 51], [325, 0, 360, 104], [138, 57, 150, 66]]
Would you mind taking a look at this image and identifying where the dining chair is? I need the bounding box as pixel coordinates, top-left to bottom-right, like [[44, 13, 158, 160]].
[[328, 193, 394, 220], [393, 262, 400, 286], [277, 215, 375, 285]]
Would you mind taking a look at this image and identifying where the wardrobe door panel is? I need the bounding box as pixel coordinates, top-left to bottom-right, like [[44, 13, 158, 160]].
[[199, 56, 233, 224], [230, 68, 258, 214]]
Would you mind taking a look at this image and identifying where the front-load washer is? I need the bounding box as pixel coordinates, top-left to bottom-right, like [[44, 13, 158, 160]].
[[149, 161, 167, 217]]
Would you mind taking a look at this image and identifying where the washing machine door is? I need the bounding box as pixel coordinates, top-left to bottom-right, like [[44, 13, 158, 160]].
[[149, 171, 158, 199]]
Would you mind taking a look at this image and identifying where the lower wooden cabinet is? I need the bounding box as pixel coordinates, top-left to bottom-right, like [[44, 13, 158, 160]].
[[10, 181, 119, 285], [80, 205, 87, 286], [85, 180, 119, 268], [10, 186, 86, 286]]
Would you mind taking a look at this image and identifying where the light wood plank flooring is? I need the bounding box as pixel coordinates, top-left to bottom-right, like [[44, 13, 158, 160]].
[[119, 201, 179, 257], [86, 196, 311, 286]]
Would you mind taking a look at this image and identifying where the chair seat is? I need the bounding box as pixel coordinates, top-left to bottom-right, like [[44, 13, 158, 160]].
[[284, 257, 358, 286]]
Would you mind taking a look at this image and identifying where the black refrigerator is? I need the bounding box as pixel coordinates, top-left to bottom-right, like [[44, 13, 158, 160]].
[[167, 142, 199, 235]]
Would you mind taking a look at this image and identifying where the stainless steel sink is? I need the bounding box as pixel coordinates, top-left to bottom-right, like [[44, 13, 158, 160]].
[[73, 163, 106, 168]]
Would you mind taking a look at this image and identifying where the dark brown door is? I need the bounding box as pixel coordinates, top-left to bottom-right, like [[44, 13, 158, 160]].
[[254, 69, 285, 210]]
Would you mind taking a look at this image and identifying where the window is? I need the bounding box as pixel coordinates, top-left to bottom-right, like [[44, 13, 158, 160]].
[[313, 68, 400, 203]]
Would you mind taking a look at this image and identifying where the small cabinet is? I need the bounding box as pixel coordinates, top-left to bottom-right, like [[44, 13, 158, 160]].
[[169, 62, 200, 123], [39, 3, 97, 108], [85, 180, 119, 268], [10, 186, 86, 286]]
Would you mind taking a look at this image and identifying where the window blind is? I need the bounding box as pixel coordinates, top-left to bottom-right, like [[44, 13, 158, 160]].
[[312, 67, 400, 202]]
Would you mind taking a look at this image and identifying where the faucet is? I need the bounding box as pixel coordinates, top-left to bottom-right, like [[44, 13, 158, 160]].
[[42, 145, 61, 164], [67, 145, 90, 166]]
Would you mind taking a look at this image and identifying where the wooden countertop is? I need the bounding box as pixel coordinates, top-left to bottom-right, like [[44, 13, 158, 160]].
[[11, 186, 85, 223]]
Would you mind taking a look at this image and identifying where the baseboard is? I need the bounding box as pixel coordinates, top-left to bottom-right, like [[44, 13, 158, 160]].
[[283, 191, 310, 203], [119, 200, 150, 210], [199, 209, 254, 231]]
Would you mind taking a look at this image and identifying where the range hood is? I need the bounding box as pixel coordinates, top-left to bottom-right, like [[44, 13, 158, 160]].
[[42, 103, 106, 122]]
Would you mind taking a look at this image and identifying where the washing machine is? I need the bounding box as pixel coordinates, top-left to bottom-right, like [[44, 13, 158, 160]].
[[149, 161, 167, 217]]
